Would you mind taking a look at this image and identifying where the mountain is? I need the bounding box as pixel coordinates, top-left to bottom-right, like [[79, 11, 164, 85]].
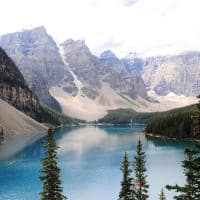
[[0, 47, 80, 127], [1, 26, 198, 121], [122, 52, 144, 76], [124, 51, 200, 96], [99, 49, 148, 99], [0, 98, 48, 160], [0, 26, 73, 110], [0, 47, 41, 120], [145, 103, 197, 139], [49, 40, 152, 120], [0, 98, 46, 135]]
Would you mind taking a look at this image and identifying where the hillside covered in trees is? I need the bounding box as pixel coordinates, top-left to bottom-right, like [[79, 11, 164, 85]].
[[145, 102, 199, 139]]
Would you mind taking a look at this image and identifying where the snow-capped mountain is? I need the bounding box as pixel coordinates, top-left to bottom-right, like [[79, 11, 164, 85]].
[[0, 26, 198, 120], [124, 51, 200, 96], [0, 26, 73, 110]]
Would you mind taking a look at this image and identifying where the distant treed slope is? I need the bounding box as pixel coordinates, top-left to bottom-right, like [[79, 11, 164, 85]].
[[98, 109, 155, 124], [145, 104, 197, 139], [98, 104, 197, 127]]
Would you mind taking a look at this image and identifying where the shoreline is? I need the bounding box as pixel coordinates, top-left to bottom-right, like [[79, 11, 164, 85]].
[[145, 133, 199, 142]]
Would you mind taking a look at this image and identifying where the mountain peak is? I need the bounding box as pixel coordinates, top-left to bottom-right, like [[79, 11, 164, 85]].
[[61, 39, 91, 55], [21, 25, 46, 32], [100, 49, 118, 59]]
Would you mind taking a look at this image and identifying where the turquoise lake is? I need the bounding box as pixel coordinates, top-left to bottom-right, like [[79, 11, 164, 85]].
[[0, 125, 193, 200]]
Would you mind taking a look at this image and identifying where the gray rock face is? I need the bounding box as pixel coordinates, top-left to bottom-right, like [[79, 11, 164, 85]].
[[122, 53, 144, 76], [0, 47, 40, 120], [61, 39, 103, 90], [0, 26, 66, 85], [61, 40, 148, 100], [0, 26, 73, 109], [142, 52, 200, 96], [100, 50, 148, 99]]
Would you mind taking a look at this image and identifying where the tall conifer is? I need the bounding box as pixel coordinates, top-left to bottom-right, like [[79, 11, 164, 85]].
[[119, 152, 136, 200], [134, 140, 149, 200], [0, 128, 4, 144], [166, 95, 200, 199], [159, 188, 166, 200], [40, 128, 67, 200]]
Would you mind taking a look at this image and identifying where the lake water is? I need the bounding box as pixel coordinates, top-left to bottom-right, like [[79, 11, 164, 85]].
[[0, 125, 193, 200]]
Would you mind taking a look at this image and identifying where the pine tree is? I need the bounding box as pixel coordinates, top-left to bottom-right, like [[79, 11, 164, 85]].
[[166, 143, 200, 199], [192, 95, 200, 138], [166, 95, 200, 199], [159, 188, 166, 200], [0, 128, 4, 144], [40, 128, 67, 200], [134, 140, 149, 200], [119, 152, 136, 200]]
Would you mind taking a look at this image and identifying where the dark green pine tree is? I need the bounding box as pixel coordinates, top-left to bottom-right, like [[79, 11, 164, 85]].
[[159, 188, 166, 200], [0, 128, 4, 144], [192, 95, 200, 138], [166, 95, 200, 200], [40, 128, 67, 200], [134, 140, 149, 200], [166, 144, 200, 200], [119, 152, 136, 200]]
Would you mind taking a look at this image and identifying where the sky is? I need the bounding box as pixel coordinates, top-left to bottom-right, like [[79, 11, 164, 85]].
[[0, 0, 200, 57]]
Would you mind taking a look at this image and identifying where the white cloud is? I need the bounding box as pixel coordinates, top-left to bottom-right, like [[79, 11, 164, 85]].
[[0, 0, 199, 57]]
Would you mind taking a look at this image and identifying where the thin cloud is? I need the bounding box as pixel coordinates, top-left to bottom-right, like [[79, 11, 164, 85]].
[[0, 0, 199, 57]]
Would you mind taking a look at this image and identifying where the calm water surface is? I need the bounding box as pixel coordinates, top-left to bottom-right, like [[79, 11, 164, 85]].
[[0, 125, 193, 200]]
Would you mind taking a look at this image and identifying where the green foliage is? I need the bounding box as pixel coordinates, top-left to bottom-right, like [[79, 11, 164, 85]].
[[166, 99, 200, 199], [119, 152, 136, 200], [159, 188, 166, 200], [166, 142, 200, 199], [98, 104, 197, 126], [98, 109, 156, 124], [40, 128, 67, 200], [145, 111, 193, 139], [192, 95, 200, 137], [0, 128, 4, 144], [134, 140, 149, 200], [145, 96, 200, 139], [39, 102, 84, 125]]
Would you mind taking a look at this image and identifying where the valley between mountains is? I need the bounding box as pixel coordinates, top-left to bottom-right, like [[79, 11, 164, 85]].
[[0, 26, 198, 122]]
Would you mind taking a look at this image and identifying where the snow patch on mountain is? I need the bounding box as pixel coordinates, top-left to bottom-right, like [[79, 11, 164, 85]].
[[58, 44, 83, 95]]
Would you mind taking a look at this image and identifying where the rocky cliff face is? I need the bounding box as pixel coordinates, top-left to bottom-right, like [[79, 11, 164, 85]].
[[2, 26, 198, 120], [100, 50, 148, 99], [0, 47, 40, 120], [122, 52, 144, 76], [142, 52, 200, 96], [61, 40, 148, 100], [0, 26, 73, 110]]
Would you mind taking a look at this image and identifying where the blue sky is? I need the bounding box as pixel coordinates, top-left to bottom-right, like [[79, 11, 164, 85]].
[[0, 0, 199, 57]]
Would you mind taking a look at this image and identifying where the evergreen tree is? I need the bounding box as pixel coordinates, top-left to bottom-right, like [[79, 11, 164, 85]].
[[40, 128, 67, 200], [166, 95, 200, 199], [159, 188, 166, 200], [192, 95, 200, 137], [0, 128, 4, 144], [134, 140, 149, 200], [166, 144, 200, 199], [119, 152, 136, 200]]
